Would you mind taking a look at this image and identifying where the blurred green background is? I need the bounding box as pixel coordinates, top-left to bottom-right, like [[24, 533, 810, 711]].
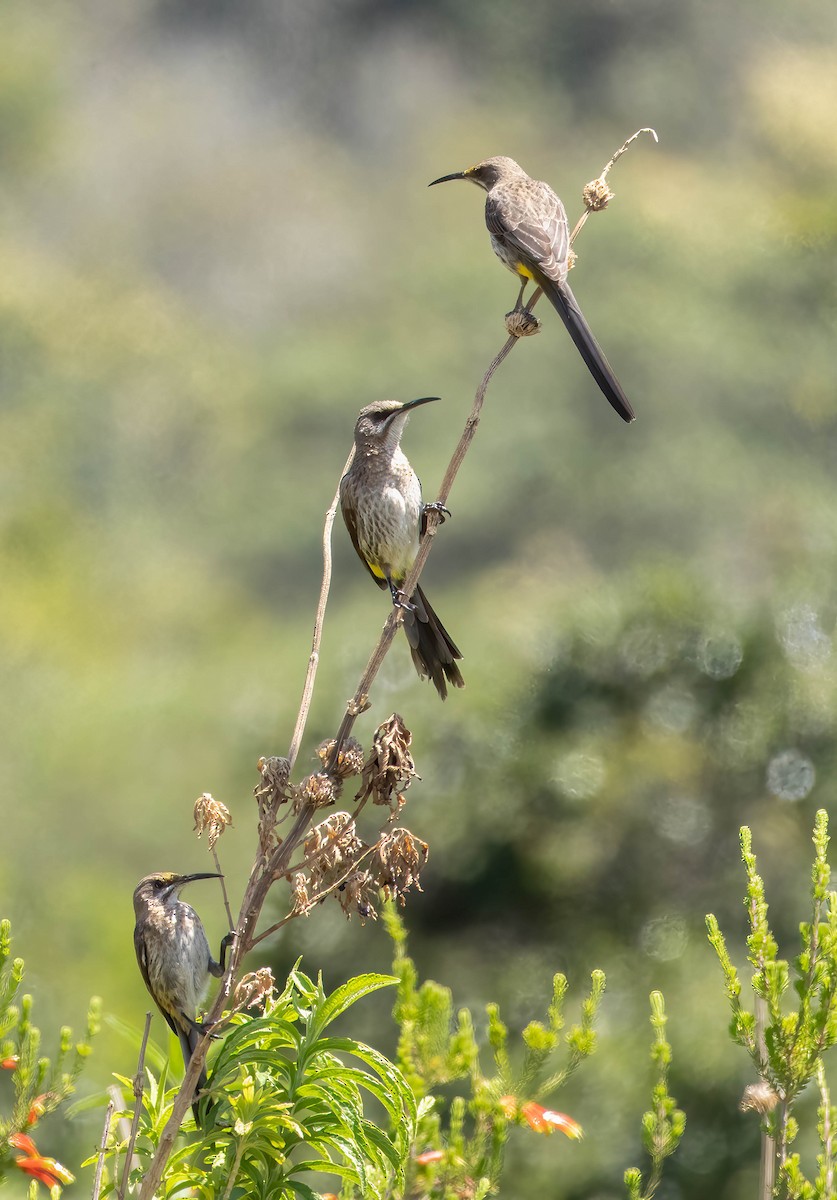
[[2, 0, 837, 1195]]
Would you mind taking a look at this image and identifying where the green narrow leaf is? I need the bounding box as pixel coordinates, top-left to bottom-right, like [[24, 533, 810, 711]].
[[306, 974, 398, 1041]]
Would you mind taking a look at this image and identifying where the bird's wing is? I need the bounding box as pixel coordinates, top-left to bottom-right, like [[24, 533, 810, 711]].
[[134, 928, 182, 1037], [486, 181, 569, 283], [339, 477, 387, 590], [133, 925, 153, 992]]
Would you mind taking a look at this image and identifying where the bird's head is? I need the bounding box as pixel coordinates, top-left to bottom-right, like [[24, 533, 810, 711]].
[[352, 396, 439, 450], [133, 871, 221, 914], [429, 156, 522, 192]]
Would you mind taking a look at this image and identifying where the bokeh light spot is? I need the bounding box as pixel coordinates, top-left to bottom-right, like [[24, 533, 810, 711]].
[[766, 749, 816, 802], [640, 915, 688, 961], [552, 751, 606, 801]]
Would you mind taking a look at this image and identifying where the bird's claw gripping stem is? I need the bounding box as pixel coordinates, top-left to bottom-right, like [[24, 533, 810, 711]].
[[390, 585, 416, 612], [422, 501, 451, 535]]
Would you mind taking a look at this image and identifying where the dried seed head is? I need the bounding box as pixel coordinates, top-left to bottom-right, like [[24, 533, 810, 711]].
[[338, 870, 378, 924], [505, 309, 541, 338], [193, 793, 233, 850], [254, 756, 292, 852], [356, 713, 419, 816], [740, 1081, 780, 1114], [316, 736, 365, 780], [255, 756, 291, 802], [582, 177, 614, 212], [305, 812, 365, 881], [372, 828, 429, 904], [296, 771, 342, 813], [290, 871, 311, 916], [232, 968, 275, 1013]]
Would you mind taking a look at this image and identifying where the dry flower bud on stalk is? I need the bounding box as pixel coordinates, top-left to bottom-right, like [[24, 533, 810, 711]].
[[317, 736, 365, 780], [290, 871, 311, 915], [232, 968, 275, 1013], [338, 870, 378, 924], [295, 770, 342, 813], [193, 793, 232, 850], [372, 828, 429, 904], [304, 812, 365, 881], [504, 308, 541, 338], [356, 713, 419, 816], [254, 756, 292, 852], [739, 1081, 780, 1114], [582, 177, 614, 212]]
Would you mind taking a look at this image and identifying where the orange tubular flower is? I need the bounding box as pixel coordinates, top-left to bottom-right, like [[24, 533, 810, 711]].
[[9, 1132, 74, 1188], [27, 1093, 52, 1125], [520, 1101, 583, 1140], [415, 1149, 444, 1165]]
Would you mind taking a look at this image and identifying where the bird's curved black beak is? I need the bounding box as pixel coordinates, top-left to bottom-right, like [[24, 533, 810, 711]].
[[162, 871, 221, 900], [428, 171, 467, 187], [400, 396, 440, 412]]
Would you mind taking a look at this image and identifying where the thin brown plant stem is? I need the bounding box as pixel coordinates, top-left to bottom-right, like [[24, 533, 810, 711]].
[[601, 127, 659, 183], [91, 1096, 115, 1200], [118, 1011, 152, 1200], [211, 845, 235, 933], [754, 993, 776, 1200], [819, 1060, 834, 1195], [286, 450, 354, 772], [569, 126, 658, 245]]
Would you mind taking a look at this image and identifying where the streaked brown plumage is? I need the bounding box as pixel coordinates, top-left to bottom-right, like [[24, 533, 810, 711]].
[[429, 155, 635, 423], [339, 397, 464, 700], [133, 871, 231, 1123]]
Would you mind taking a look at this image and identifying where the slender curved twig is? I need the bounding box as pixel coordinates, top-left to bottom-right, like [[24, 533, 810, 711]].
[[117, 1011, 152, 1200], [92, 1096, 115, 1200], [286, 449, 355, 772]]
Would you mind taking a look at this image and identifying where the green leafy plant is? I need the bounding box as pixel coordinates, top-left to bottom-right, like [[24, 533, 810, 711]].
[[707, 808, 837, 1198], [381, 906, 601, 1199], [99, 964, 415, 1199], [0, 918, 100, 1191], [624, 991, 685, 1200]]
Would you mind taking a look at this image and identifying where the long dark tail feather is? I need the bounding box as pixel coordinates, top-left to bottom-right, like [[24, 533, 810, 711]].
[[402, 584, 464, 700], [539, 276, 635, 423], [179, 1025, 211, 1126]]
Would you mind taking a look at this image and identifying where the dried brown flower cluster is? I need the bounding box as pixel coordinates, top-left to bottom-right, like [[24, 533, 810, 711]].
[[295, 771, 342, 813], [254, 756, 292, 852], [289, 736, 368, 816], [372, 828, 429, 904], [504, 309, 541, 339], [232, 967, 275, 1014], [316, 736, 365, 780], [193, 792, 233, 851], [305, 812, 364, 877], [299, 812, 376, 921], [582, 177, 614, 212], [290, 813, 428, 924], [356, 714, 419, 816]]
